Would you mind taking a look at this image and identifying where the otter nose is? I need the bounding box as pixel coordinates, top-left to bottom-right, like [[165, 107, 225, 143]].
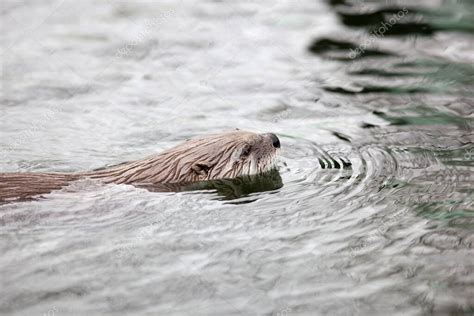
[[268, 133, 280, 148]]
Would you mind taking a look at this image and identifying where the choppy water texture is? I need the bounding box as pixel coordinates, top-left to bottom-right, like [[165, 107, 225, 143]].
[[1, 0, 473, 315]]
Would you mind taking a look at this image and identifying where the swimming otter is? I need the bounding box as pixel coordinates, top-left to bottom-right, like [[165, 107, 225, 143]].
[[0, 131, 281, 202]]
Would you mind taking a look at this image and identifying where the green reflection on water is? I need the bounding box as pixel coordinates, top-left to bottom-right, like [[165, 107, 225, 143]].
[[415, 201, 474, 229], [374, 105, 472, 128]]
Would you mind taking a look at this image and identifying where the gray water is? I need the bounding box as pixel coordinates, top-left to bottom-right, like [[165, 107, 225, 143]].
[[0, 0, 473, 315]]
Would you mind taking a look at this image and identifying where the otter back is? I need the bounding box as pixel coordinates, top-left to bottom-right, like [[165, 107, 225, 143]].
[[0, 173, 80, 202]]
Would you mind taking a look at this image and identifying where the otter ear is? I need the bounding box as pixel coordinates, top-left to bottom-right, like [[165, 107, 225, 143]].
[[191, 161, 215, 176]]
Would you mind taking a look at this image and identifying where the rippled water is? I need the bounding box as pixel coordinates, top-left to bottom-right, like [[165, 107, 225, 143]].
[[1, 0, 473, 315]]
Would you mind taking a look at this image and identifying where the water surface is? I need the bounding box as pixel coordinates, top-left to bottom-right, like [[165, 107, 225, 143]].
[[0, 0, 473, 315]]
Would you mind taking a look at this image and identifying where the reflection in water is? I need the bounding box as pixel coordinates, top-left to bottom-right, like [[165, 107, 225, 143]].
[[0, 0, 473, 315], [327, 0, 474, 34], [308, 37, 395, 60], [139, 168, 283, 202]]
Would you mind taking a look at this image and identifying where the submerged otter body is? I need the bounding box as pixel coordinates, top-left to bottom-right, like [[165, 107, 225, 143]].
[[0, 131, 280, 202]]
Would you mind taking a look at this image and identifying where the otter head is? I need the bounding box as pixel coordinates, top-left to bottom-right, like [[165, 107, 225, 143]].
[[188, 131, 280, 182], [154, 130, 280, 183]]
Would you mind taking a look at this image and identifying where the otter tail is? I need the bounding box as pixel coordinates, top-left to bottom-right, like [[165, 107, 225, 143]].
[[0, 173, 80, 202]]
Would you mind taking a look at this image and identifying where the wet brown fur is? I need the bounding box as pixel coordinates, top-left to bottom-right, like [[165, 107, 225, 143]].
[[0, 131, 279, 202]]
